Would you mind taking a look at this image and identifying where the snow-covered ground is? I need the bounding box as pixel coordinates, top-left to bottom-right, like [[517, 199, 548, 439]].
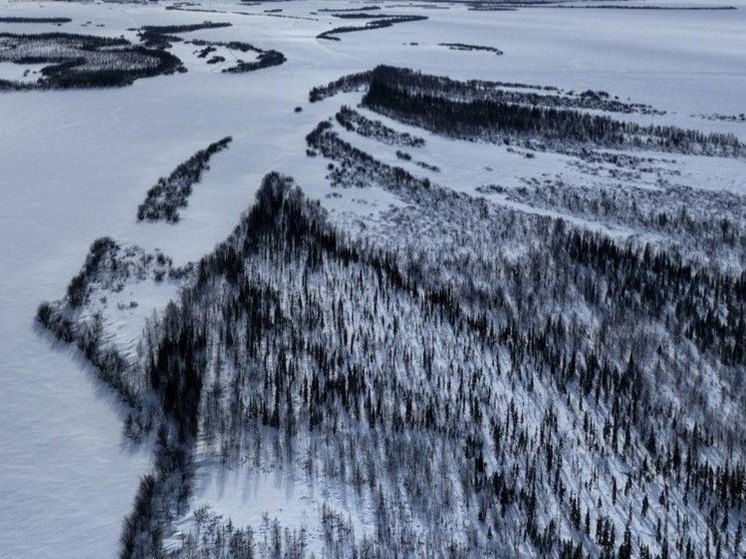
[[172, 458, 376, 556], [1, 0, 745, 556]]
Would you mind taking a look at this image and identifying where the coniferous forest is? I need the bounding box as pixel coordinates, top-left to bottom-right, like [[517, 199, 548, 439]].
[[40, 164, 745, 557], [9, 5, 744, 558]]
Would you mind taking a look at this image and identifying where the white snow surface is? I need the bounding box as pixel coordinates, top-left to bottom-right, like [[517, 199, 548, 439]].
[[1, 0, 745, 556]]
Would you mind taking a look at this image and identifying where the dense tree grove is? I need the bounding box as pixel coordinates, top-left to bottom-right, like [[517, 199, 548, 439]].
[[139, 22, 232, 35], [184, 38, 287, 73], [137, 137, 232, 223], [222, 50, 286, 74], [361, 66, 743, 156], [0, 17, 71, 23], [316, 15, 428, 41], [309, 65, 660, 114], [335, 105, 425, 147], [0, 32, 184, 90], [137, 21, 232, 48], [0, 22, 284, 87], [317, 6, 383, 12]]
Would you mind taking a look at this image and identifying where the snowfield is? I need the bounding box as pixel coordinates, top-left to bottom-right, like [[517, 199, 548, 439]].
[[1, 0, 745, 557]]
